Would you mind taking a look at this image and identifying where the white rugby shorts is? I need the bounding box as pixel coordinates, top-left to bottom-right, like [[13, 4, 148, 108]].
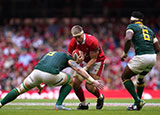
[[24, 69, 67, 87], [74, 61, 104, 81], [128, 54, 156, 74]]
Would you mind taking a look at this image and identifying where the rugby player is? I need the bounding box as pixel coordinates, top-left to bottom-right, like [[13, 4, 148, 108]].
[[0, 51, 104, 110], [121, 11, 160, 110], [68, 25, 105, 110]]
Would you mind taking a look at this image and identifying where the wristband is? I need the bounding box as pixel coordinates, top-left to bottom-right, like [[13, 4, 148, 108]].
[[83, 66, 88, 71], [87, 76, 95, 83]]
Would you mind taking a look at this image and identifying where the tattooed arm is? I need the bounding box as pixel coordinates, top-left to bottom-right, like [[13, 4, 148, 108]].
[[68, 60, 104, 89]]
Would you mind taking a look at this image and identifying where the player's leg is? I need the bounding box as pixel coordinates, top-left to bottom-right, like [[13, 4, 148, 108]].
[[85, 74, 104, 109], [85, 61, 104, 109], [136, 54, 156, 100], [54, 72, 72, 110], [27, 69, 73, 110], [72, 75, 89, 110], [0, 71, 37, 108], [121, 65, 145, 110], [122, 55, 154, 110], [136, 72, 148, 99], [0, 87, 20, 108], [121, 65, 140, 103], [55, 73, 72, 106]]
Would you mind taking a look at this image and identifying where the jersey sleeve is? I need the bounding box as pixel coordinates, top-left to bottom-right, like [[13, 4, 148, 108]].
[[152, 31, 155, 38], [126, 24, 135, 33], [66, 54, 74, 60], [68, 39, 76, 56], [89, 39, 99, 51]]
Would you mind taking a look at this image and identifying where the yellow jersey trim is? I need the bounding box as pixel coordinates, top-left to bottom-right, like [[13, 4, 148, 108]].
[[123, 79, 131, 84], [135, 21, 143, 25]]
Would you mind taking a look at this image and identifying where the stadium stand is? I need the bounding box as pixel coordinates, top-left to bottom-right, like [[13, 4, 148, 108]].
[[0, 17, 160, 91]]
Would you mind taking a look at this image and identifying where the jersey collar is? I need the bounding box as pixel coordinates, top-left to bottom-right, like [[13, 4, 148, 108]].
[[135, 21, 143, 25], [76, 34, 86, 45]]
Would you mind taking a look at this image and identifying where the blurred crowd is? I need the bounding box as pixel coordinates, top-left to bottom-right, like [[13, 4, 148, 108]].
[[0, 17, 160, 91]]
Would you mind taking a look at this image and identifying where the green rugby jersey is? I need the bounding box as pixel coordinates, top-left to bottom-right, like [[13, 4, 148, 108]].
[[126, 22, 155, 55], [34, 51, 73, 74]]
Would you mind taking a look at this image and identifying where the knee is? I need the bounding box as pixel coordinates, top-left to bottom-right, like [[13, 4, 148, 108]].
[[73, 82, 80, 90], [73, 78, 82, 90], [121, 71, 133, 81], [17, 83, 28, 94], [85, 82, 96, 91], [17, 78, 35, 94], [121, 74, 127, 81]]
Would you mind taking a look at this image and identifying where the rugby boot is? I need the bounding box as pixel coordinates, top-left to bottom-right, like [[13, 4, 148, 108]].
[[96, 94, 104, 109], [55, 105, 72, 110], [77, 103, 89, 110]]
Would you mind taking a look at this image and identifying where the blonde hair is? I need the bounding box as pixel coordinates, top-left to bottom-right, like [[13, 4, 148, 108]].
[[71, 25, 84, 37]]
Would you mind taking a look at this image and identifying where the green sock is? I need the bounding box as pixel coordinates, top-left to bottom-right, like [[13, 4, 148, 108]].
[[137, 83, 145, 99], [1, 88, 19, 105], [124, 80, 140, 104], [56, 84, 72, 105]]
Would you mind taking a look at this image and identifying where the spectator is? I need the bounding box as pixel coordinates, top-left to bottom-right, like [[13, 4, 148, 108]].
[[0, 17, 160, 90]]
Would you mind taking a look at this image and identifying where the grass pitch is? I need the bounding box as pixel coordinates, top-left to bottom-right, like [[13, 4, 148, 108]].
[[0, 99, 160, 115]]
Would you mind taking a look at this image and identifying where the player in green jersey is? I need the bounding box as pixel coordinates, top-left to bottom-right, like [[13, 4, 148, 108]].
[[0, 51, 104, 110], [121, 11, 160, 111]]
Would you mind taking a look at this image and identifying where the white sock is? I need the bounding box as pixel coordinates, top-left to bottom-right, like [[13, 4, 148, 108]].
[[98, 94, 103, 99]]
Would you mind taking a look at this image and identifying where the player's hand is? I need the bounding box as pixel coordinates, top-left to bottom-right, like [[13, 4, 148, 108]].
[[37, 84, 45, 94], [92, 80, 104, 90], [121, 53, 128, 61], [76, 55, 84, 64], [77, 57, 83, 63]]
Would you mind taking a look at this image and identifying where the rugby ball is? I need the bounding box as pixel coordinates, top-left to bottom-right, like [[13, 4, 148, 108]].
[[72, 49, 81, 60]]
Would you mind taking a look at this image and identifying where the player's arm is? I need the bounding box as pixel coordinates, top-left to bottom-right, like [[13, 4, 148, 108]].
[[121, 29, 134, 61], [68, 60, 104, 89], [153, 37, 160, 53], [68, 39, 76, 56], [84, 50, 99, 70], [68, 59, 94, 82], [124, 29, 134, 54]]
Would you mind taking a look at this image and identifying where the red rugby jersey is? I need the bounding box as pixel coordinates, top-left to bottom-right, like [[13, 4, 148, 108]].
[[68, 33, 105, 62]]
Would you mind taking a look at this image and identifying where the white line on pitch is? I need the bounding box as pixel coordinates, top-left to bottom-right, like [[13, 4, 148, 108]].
[[6, 103, 160, 106]]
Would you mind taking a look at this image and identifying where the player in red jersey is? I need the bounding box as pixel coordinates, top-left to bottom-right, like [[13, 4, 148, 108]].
[[68, 25, 106, 110]]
